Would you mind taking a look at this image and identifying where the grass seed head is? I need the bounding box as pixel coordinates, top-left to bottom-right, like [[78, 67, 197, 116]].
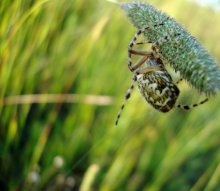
[[121, 1, 220, 95]]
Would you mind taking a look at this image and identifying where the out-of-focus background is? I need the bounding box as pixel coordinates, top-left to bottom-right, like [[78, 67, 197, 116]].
[[1, 0, 220, 190]]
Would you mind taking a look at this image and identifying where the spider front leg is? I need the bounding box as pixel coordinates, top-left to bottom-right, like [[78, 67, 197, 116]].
[[128, 23, 164, 72], [128, 50, 152, 71]]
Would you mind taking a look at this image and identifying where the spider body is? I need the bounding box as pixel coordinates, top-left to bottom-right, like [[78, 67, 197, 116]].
[[137, 57, 179, 112], [114, 25, 208, 126]]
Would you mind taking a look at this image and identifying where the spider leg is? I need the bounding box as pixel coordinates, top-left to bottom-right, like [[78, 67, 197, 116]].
[[176, 98, 208, 110], [129, 49, 152, 56], [115, 66, 162, 126], [115, 74, 137, 126], [128, 49, 152, 72], [128, 23, 164, 71], [129, 55, 149, 71], [136, 65, 163, 74], [151, 33, 181, 56], [136, 41, 152, 45]]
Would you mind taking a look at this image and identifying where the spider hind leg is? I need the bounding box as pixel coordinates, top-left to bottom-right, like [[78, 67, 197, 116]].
[[176, 98, 208, 110]]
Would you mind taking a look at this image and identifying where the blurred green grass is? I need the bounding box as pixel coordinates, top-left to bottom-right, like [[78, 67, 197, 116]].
[[1, 0, 220, 190]]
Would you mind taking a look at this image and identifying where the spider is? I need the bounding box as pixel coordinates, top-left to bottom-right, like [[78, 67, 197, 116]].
[[115, 25, 208, 126]]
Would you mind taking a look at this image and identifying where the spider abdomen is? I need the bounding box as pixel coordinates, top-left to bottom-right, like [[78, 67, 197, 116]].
[[137, 71, 180, 112]]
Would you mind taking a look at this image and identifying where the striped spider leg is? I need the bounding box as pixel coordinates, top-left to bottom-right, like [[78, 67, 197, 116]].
[[115, 26, 208, 125]]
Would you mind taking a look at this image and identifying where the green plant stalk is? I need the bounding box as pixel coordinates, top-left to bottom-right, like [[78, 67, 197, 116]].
[[121, 1, 220, 95]]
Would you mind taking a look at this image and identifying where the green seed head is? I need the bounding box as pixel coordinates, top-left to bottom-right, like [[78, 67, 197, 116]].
[[121, 2, 220, 95]]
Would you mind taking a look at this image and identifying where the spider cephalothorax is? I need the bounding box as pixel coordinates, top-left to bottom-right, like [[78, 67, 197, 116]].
[[115, 25, 208, 126]]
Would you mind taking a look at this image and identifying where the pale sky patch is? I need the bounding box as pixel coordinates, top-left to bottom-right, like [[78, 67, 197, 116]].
[[191, 0, 220, 10]]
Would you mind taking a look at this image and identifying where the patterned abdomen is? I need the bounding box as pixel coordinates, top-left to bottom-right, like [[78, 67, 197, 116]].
[[137, 70, 179, 112]]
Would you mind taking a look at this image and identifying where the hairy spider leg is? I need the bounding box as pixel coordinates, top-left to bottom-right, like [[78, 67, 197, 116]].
[[151, 32, 181, 57], [115, 65, 162, 126], [128, 23, 164, 71], [176, 98, 208, 110], [116, 23, 169, 126], [115, 74, 137, 126], [174, 78, 208, 110], [127, 27, 180, 71], [152, 33, 181, 47]]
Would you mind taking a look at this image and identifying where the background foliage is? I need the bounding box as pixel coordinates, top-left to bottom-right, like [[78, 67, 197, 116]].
[[1, 0, 220, 190]]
